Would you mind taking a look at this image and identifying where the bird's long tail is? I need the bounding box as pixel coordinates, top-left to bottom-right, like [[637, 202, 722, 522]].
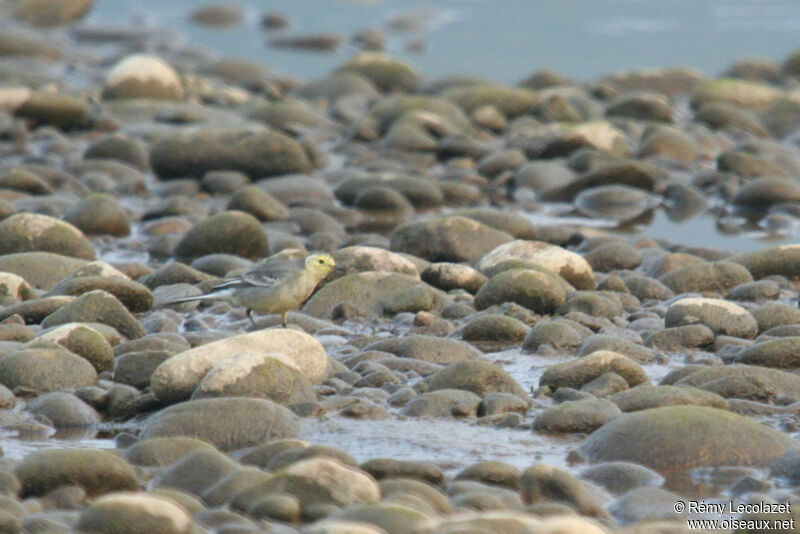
[[164, 289, 234, 306]]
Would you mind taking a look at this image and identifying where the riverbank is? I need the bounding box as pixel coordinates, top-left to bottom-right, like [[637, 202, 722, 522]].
[[0, 1, 799, 533]]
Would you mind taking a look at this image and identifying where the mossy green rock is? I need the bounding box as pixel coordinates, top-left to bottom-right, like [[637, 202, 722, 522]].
[[41, 289, 146, 339], [227, 185, 289, 221], [461, 314, 530, 346], [520, 464, 608, 517], [533, 398, 621, 434], [114, 349, 172, 389], [540, 160, 657, 202], [556, 291, 625, 319], [295, 71, 380, 101], [140, 398, 299, 451], [659, 261, 753, 294], [76, 493, 193, 534], [731, 244, 800, 280], [0, 296, 73, 324], [427, 360, 530, 400], [0, 345, 97, 393], [390, 216, 513, 263], [246, 97, 330, 131], [35, 323, 115, 372], [359, 459, 444, 486], [356, 95, 474, 138], [732, 177, 800, 209], [645, 324, 714, 351], [608, 385, 728, 412], [540, 350, 648, 391], [150, 128, 312, 179], [576, 334, 655, 363], [46, 276, 153, 313], [16, 448, 138, 497], [737, 337, 800, 369], [605, 92, 673, 122], [24, 391, 100, 428], [151, 329, 327, 404], [402, 389, 481, 418], [303, 272, 448, 319], [336, 52, 421, 93], [0, 252, 87, 291], [174, 210, 268, 261], [638, 124, 699, 162], [84, 134, 150, 171], [690, 78, 784, 111], [540, 121, 630, 159], [581, 406, 799, 473], [478, 240, 595, 290], [231, 458, 380, 516], [523, 320, 587, 352], [382, 112, 457, 151], [192, 353, 316, 405], [152, 448, 239, 496], [62, 193, 131, 236], [694, 101, 769, 136], [444, 84, 540, 118], [124, 437, 217, 468], [16, 91, 91, 130], [380, 478, 453, 514], [664, 297, 757, 339], [0, 213, 95, 260], [672, 364, 800, 401], [0, 271, 34, 302], [331, 246, 420, 279], [474, 269, 567, 314], [761, 97, 800, 137], [453, 208, 540, 240], [0, 168, 54, 195]]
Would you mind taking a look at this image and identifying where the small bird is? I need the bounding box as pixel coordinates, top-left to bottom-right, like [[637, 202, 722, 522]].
[[167, 252, 336, 327]]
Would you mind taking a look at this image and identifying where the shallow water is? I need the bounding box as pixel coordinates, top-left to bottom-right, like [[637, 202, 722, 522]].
[[299, 417, 577, 474], [89, 0, 800, 83]]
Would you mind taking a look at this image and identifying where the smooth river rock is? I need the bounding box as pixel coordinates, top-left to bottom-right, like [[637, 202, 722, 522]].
[[151, 329, 328, 404]]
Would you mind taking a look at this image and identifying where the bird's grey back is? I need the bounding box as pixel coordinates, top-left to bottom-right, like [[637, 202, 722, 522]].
[[212, 256, 302, 290]]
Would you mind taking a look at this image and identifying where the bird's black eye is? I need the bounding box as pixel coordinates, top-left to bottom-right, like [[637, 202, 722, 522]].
[[319, 259, 325, 264]]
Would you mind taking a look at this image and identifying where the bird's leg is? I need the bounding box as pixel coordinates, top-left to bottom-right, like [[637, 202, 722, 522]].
[[247, 309, 256, 328], [281, 311, 288, 328]]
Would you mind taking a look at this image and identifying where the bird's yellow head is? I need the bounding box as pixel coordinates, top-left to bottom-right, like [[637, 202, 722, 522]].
[[305, 253, 336, 278]]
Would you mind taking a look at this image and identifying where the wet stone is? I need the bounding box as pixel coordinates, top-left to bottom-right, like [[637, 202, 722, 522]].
[[665, 297, 758, 339], [608, 384, 729, 412], [576, 334, 656, 363], [427, 360, 529, 400], [582, 405, 798, 473], [522, 319, 587, 353], [402, 389, 481, 419], [580, 461, 664, 495], [533, 398, 621, 433], [461, 314, 529, 347], [749, 302, 800, 333], [645, 324, 715, 351], [540, 350, 649, 391]]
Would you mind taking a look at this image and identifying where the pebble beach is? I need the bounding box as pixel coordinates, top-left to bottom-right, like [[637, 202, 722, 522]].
[[0, 1, 799, 533]]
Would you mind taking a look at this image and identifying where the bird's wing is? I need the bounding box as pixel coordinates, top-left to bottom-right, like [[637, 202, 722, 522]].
[[212, 257, 299, 290]]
